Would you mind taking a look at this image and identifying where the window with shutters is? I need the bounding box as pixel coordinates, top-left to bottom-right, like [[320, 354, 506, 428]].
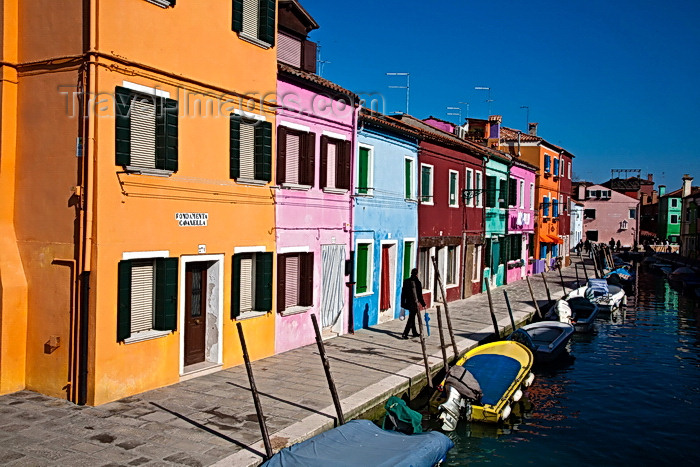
[[543, 196, 550, 217], [405, 157, 415, 200], [403, 240, 414, 280], [230, 115, 272, 184], [355, 241, 373, 296], [448, 170, 459, 207], [553, 158, 560, 177], [508, 177, 518, 207], [465, 168, 474, 207], [277, 125, 315, 188], [420, 164, 434, 204], [472, 245, 482, 282], [519, 179, 525, 209], [231, 252, 273, 319], [446, 246, 459, 285], [117, 255, 178, 343], [277, 252, 313, 314], [475, 171, 483, 208], [278, 32, 302, 67], [418, 247, 432, 289], [671, 214, 679, 224], [553, 198, 559, 217], [485, 176, 497, 208], [115, 86, 178, 174], [357, 145, 374, 196], [544, 154, 551, 174], [499, 178, 508, 209], [321, 135, 351, 193], [232, 0, 276, 48]]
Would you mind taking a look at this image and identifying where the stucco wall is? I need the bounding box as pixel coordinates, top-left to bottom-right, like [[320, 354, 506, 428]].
[[581, 185, 639, 248]]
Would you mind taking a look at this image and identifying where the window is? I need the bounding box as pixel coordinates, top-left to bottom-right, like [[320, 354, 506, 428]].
[[357, 145, 374, 195], [418, 247, 431, 288], [629, 209, 636, 219], [449, 170, 459, 207], [586, 230, 599, 242], [321, 135, 351, 191], [671, 198, 678, 208], [528, 233, 535, 258], [671, 214, 679, 224], [472, 246, 482, 282], [544, 154, 551, 173], [231, 252, 272, 318], [553, 158, 559, 176], [553, 198, 559, 217], [568, 161, 572, 179], [117, 256, 178, 342], [465, 168, 474, 207], [560, 195, 564, 214], [277, 126, 315, 187], [620, 220, 628, 230], [540, 244, 547, 259], [404, 157, 415, 200], [561, 160, 566, 177], [115, 86, 178, 173], [499, 178, 508, 208], [519, 180, 525, 208], [474, 171, 483, 207], [584, 209, 596, 219], [543, 196, 550, 216], [485, 175, 497, 207], [403, 241, 414, 280], [355, 242, 373, 295], [278, 32, 317, 72], [529, 183, 535, 210], [508, 178, 518, 207], [446, 246, 458, 285], [420, 164, 434, 204], [277, 252, 313, 312], [230, 116, 272, 182], [232, 0, 276, 47]]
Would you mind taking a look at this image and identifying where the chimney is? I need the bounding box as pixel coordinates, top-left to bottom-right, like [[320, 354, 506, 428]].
[[647, 173, 653, 182], [682, 174, 693, 198], [528, 122, 538, 136], [659, 185, 666, 197], [487, 115, 501, 147], [652, 189, 658, 204]]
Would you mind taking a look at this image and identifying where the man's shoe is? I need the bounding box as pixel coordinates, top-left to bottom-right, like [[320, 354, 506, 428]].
[[412, 334, 420, 338], [401, 335, 409, 340]]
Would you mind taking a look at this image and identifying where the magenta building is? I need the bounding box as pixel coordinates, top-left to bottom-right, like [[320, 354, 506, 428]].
[[506, 159, 537, 283]]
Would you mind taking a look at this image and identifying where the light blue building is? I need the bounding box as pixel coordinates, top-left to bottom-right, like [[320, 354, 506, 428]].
[[352, 110, 420, 330]]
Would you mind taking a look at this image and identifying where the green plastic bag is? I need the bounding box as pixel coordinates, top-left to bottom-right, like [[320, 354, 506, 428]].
[[382, 396, 423, 434]]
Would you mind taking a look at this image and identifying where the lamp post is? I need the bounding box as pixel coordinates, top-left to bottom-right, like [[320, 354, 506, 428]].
[[474, 86, 493, 116], [387, 72, 410, 114]]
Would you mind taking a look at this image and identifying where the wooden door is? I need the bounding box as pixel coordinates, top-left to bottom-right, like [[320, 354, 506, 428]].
[[184, 262, 207, 366]]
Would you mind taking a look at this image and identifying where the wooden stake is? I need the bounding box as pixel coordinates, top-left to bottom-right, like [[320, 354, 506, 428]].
[[526, 275, 542, 319], [483, 279, 501, 337], [436, 305, 449, 370], [503, 290, 516, 333], [541, 272, 552, 303], [581, 258, 590, 280], [410, 279, 433, 389], [575, 262, 580, 287], [236, 322, 273, 460], [558, 262, 567, 295], [431, 256, 459, 359], [310, 314, 345, 426]]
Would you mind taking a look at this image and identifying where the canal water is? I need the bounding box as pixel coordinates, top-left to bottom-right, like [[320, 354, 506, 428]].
[[438, 269, 700, 466]]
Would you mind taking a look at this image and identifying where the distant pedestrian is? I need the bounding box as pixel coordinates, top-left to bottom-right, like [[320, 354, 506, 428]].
[[616, 240, 621, 252], [401, 268, 426, 339], [609, 237, 616, 251], [584, 239, 591, 254]]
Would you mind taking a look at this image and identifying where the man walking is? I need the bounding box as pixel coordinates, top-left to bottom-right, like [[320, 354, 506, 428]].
[[401, 268, 426, 339]]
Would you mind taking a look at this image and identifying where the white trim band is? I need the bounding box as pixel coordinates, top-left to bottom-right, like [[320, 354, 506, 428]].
[[322, 130, 347, 140], [278, 246, 310, 254], [234, 246, 267, 254], [280, 121, 311, 133], [122, 250, 169, 260], [122, 81, 170, 99]]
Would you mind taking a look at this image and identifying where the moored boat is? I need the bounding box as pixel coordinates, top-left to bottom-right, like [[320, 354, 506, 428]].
[[260, 419, 454, 467], [432, 341, 534, 431], [545, 296, 600, 332], [566, 278, 626, 313], [509, 321, 575, 363]]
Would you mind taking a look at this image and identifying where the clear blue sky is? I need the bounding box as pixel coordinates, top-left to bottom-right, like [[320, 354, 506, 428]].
[[302, 0, 700, 191]]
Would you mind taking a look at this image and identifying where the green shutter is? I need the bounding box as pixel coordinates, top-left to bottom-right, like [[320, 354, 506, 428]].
[[255, 252, 273, 312], [254, 121, 272, 182], [358, 147, 369, 194], [117, 260, 132, 341], [499, 179, 507, 208], [154, 257, 178, 331], [509, 178, 518, 206], [421, 166, 431, 202], [258, 0, 276, 45], [230, 115, 241, 179], [486, 176, 497, 207], [356, 244, 369, 293], [232, 0, 243, 32], [404, 159, 411, 198], [232, 254, 241, 318], [403, 242, 413, 280], [115, 87, 132, 166], [156, 97, 178, 171]]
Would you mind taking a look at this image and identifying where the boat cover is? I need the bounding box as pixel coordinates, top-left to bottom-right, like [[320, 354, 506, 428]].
[[260, 419, 453, 467], [382, 396, 423, 434], [586, 278, 609, 300], [463, 354, 521, 406]]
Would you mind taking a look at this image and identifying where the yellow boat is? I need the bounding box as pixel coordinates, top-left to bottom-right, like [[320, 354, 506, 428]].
[[431, 341, 535, 430]]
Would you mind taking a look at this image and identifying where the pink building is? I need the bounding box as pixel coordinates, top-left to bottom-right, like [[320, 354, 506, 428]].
[[507, 159, 537, 283], [577, 184, 639, 248]]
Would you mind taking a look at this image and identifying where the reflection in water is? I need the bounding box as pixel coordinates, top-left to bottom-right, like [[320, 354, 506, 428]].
[[441, 268, 700, 466]]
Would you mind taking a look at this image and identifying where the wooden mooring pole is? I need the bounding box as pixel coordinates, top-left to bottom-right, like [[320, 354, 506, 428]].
[[436, 305, 449, 371], [558, 263, 567, 295], [483, 279, 501, 338], [310, 314, 345, 426], [526, 275, 543, 319], [575, 262, 580, 287], [581, 258, 590, 280], [541, 272, 552, 304], [431, 256, 459, 360], [236, 322, 273, 460], [503, 290, 516, 333], [410, 280, 433, 389]]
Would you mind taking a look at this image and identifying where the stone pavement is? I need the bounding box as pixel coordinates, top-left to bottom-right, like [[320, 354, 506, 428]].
[[0, 261, 585, 467]]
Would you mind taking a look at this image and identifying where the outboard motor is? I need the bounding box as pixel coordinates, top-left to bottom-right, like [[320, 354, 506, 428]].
[[546, 299, 572, 324], [438, 366, 482, 431]]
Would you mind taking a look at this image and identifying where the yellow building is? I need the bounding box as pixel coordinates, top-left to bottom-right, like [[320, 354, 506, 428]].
[[1, 0, 279, 405]]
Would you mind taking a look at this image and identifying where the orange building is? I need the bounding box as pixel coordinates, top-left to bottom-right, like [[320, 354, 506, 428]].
[[1, 0, 279, 405], [500, 125, 573, 269]]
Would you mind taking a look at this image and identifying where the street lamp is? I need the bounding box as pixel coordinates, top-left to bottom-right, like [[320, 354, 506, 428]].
[[474, 86, 493, 116], [387, 72, 410, 115]]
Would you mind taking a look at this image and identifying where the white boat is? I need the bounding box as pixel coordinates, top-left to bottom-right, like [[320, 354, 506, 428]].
[[566, 278, 626, 313]]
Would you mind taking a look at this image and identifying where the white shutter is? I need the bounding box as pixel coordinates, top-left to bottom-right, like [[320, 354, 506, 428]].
[[285, 255, 299, 308], [131, 261, 154, 333], [130, 99, 156, 169], [326, 142, 336, 189], [240, 257, 254, 313], [242, 0, 259, 38], [240, 123, 255, 179], [286, 133, 300, 184], [278, 33, 302, 67]]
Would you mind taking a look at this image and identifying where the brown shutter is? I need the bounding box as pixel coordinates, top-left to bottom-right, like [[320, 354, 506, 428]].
[[339, 140, 351, 190], [302, 132, 316, 186], [286, 132, 301, 184], [319, 135, 328, 189], [278, 33, 302, 67], [276, 254, 286, 312], [276, 126, 287, 185], [302, 40, 317, 73], [300, 252, 314, 307]]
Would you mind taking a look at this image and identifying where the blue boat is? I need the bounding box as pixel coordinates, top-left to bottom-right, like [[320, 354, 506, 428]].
[[261, 419, 454, 467]]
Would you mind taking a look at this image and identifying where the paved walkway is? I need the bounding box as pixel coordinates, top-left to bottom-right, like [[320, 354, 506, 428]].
[[0, 262, 585, 466]]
